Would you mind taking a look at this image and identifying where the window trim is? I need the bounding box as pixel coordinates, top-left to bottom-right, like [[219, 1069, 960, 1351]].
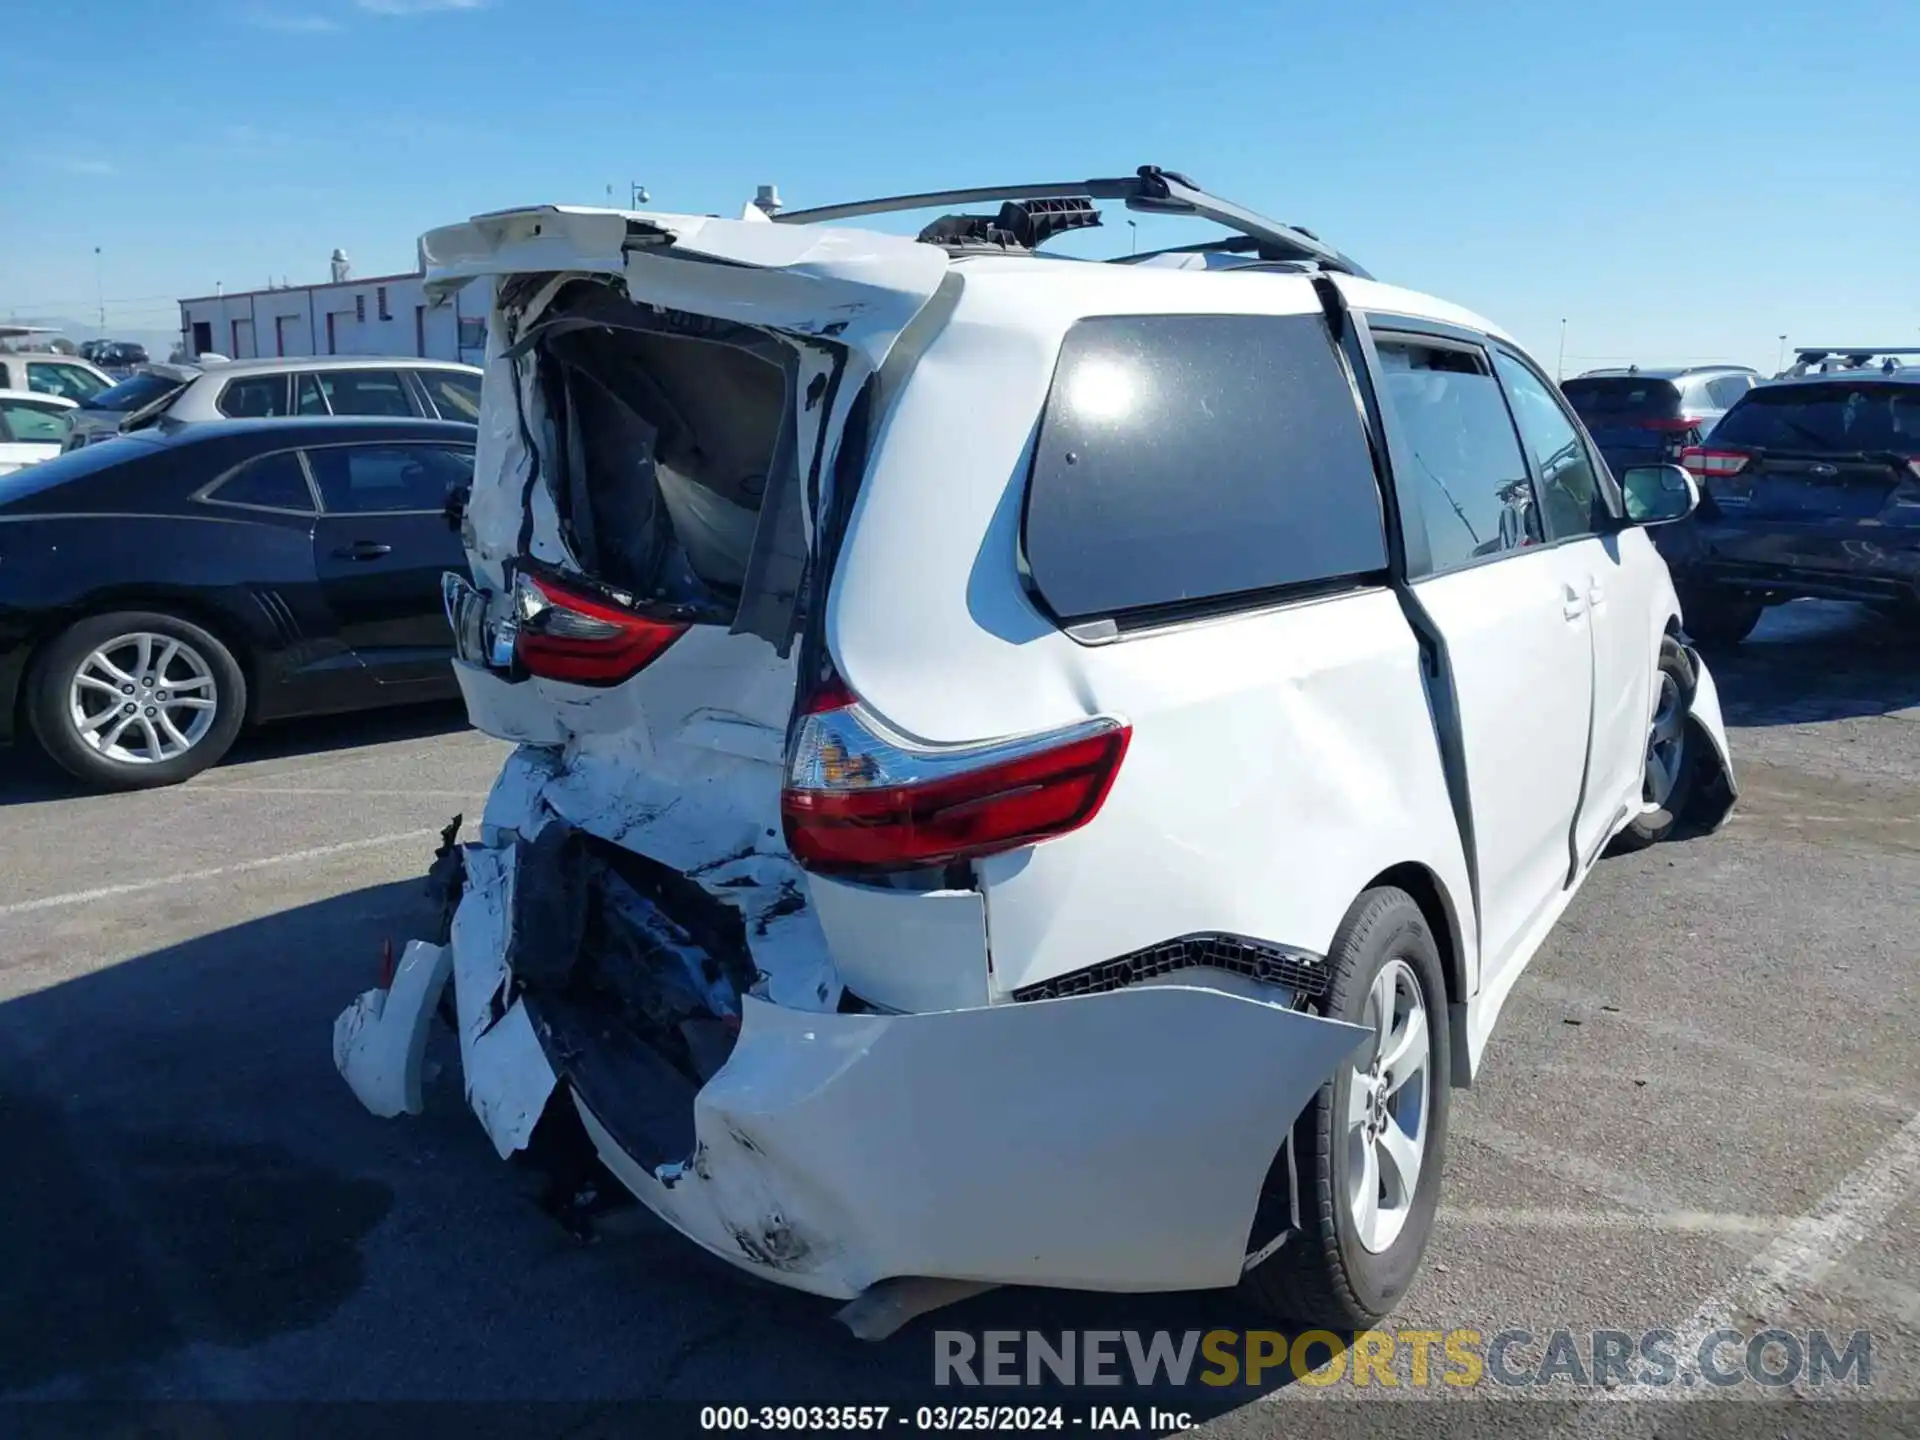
[[1360, 317, 1548, 581], [193, 447, 324, 516], [1015, 309, 1394, 641], [300, 439, 475, 518], [1490, 344, 1625, 534], [215, 372, 293, 420]]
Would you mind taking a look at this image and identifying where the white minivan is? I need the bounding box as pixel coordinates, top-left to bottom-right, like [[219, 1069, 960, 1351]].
[[336, 167, 1737, 1332]]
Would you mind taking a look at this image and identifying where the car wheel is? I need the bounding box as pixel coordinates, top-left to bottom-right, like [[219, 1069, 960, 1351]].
[[1678, 585, 1762, 647], [1241, 886, 1450, 1328], [29, 611, 247, 791], [1613, 638, 1698, 851]]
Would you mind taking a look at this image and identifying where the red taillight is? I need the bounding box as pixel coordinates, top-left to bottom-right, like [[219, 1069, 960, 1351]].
[[1641, 416, 1704, 432], [782, 689, 1130, 873], [1681, 447, 1751, 479], [511, 571, 687, 687]]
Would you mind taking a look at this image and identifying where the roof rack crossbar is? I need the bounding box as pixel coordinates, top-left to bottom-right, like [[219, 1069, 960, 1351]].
[[772, 165, 1371, 279]]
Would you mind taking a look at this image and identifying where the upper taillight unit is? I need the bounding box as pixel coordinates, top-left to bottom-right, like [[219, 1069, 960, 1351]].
[[510, 570, 687, 687], [781, 680, 1130, 874]]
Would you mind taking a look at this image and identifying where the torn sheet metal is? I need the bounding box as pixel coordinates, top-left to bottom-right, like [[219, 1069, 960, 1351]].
[[570, 984, 1370, 1301], [332, 940, 453, 1119]]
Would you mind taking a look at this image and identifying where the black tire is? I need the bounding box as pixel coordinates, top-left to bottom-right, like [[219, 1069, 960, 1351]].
[[1678, 584, 1762, 647], [1613, 638, 1697, 852], [1241, 886, 1451, 1328], [28, 610, 247, 791]]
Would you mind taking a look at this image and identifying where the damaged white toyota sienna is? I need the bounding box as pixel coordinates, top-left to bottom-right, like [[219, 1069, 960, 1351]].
[[334, 166, 1737, 1335]]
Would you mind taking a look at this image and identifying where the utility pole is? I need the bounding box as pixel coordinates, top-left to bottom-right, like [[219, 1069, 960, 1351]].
[[1556, 318, 1568, 380]]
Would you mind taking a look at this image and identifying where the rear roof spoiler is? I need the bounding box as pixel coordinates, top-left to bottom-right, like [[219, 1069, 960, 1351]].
[[773, 164, 1371, 279]]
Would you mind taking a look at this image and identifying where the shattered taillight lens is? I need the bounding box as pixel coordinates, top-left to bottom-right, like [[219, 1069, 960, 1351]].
[[782, 676, 1130, 874], [511, 571, 687, 687]]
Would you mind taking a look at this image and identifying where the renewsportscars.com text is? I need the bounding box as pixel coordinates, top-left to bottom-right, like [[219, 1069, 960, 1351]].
[[933, 1327, 1872, 1390]]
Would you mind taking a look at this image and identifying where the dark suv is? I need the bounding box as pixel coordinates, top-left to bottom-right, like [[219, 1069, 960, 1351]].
[[1561, 365, 1760, 479], [1669, 368, 1920, 642]]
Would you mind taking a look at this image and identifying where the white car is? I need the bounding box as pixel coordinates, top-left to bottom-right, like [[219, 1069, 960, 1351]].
[[335, 167, 1737, 1332], [0, 351, 112, 404], [0, 390, 77, 474]]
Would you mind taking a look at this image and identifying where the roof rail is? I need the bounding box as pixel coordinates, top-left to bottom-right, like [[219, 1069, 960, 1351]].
[[1779, 346, 1920, 379], [772, 165, 1370, 278]]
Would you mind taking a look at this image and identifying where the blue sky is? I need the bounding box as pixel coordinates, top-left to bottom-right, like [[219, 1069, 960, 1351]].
[[5, 0, 1914, 372]]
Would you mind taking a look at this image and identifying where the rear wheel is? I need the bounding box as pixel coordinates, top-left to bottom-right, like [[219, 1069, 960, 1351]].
[[29, 611, 246, 791], [1678, 584, 1763, 647], [1241, 886, 1450, 1327]]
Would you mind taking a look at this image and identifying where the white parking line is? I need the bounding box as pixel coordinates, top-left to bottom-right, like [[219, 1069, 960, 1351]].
[[206, 787, 480, 800], [0, 828, 440, 918], [1457, 1116, 1687, 1214], [1440, 1207, 1783, 1236]]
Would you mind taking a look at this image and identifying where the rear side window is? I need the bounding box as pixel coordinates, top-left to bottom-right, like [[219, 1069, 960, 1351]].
[[294, 374, 329, 414], [306, 443, 473, 514], [1560, 377, 1683, 421], [316, 370, 416, 417], [26, 362, 108, 402], [1712, 382, 1920, 452], [83, 372, 187, 413], [420, 369, 481, 421], [1022, 313, 1386, 622], [218, 375, 290, 418], [1705, 374, 1753, 408], [1376, 340, 1538, 571], [206, 451, 314, 512], [0, 398, 72, 444]]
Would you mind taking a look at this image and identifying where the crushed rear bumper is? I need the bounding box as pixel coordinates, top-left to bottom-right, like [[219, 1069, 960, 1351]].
[[334, 819, 1370, 1302]]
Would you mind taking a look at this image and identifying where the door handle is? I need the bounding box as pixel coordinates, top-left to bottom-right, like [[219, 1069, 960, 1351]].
[[1588, 583, 1605, 607], [1561, 585, 1586, 621], [333, 541, 393, 561]]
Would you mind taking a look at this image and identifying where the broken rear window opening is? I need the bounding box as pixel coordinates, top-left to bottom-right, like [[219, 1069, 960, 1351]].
[[505, 278, 817, 648]]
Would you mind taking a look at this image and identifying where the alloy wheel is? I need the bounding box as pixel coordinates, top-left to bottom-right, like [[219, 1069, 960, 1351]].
[[1645, 670, 1687, 808], [67, 631, 220, 765], [1345, 957, 1431, 1254]]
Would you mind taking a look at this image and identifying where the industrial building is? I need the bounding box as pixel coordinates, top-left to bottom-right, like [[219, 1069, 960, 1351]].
[[175, 251, 486, 366]]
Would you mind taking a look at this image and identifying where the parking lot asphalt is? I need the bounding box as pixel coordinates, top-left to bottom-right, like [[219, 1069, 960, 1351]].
[[1, 602, 1917, 1435]]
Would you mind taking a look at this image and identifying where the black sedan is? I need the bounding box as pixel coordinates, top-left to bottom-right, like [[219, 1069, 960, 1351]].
[[0, 417, 475, 790]]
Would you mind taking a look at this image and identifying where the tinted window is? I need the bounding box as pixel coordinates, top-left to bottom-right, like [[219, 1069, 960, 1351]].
[[218, 375, 290, 418], [1495, 352, 1606, 540], [306, 444, 473, 514], [0, 398, 72, 444], [293, 374, 329, 414], [1705, 374, 1752, 409], [1022, 313, 1386, 621], [1560, 377, 1683, 421], [207, 451, 314, 511], [421, 369, 481, 421], [26, 362, 108, 402], [82, 371, 188, 413], [1376, 340, 1537, 571], [1712, 382, 1920, 453], [316, 370, 416, 417]]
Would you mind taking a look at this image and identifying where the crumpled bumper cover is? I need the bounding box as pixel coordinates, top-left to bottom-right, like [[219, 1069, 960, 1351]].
[[336, 844, 1371, 1302]]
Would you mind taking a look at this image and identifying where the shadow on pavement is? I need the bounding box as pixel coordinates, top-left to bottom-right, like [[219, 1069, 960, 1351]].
[[1702, 599, 1920, 727], [0, 877, 1312, 1426], [0, 699, 470, 808]]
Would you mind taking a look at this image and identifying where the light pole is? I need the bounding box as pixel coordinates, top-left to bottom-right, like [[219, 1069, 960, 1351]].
[[630, 182, 650, 208], [1556, 318, 1567, 380], [1777, 334, 1788, 372], [1127, 219, 1137, 256], [94, 246, 104, 334]]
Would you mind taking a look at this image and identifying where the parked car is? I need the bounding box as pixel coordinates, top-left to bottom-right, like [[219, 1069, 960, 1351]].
[[0, 416, 474, 789], [1561, 365, 1759, 479], [0, 351, 113, 404], [0, 391, 77, 474], [1670, 367, 1920, 643], [1775, 346, 1920, 380], [334, 168, 1738, 1334], [64, 362, 203, 443], [62, 355, 485, 450]]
